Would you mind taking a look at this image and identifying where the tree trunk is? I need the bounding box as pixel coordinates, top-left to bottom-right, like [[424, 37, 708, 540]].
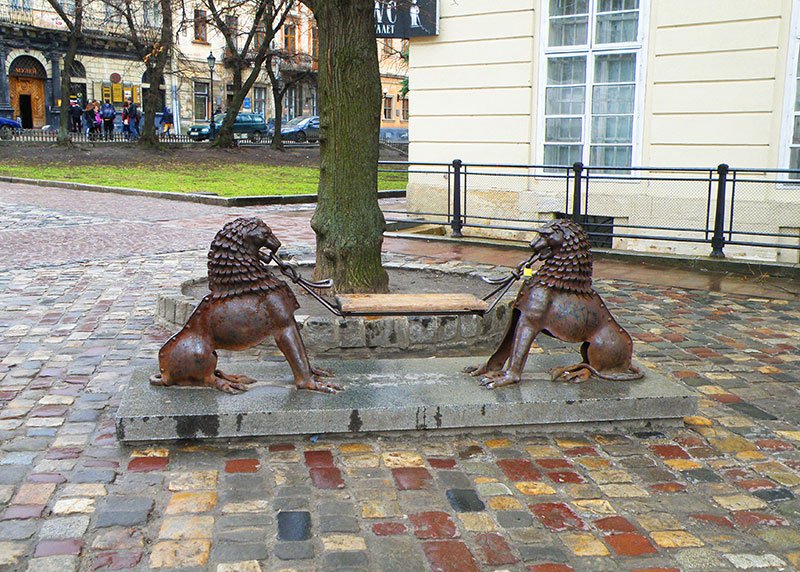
[[309, 0, 387, 293], [140, 64, 164, 146], [213, 65, 243, 148], [270, 84, 284, 150], [57, 37, 78, 145]]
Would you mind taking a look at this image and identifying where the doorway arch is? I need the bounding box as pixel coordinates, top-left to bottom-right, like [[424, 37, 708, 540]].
[[9, 55, 47, 128]]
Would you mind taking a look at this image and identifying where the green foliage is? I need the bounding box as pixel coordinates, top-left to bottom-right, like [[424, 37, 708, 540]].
[[0, 164, 408, 198]]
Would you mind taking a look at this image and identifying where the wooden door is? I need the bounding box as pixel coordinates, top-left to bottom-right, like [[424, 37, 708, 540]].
[[10, 76, 46, 128]]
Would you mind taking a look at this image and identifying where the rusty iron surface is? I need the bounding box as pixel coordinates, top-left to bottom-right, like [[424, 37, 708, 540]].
[[150, 217, 340, 394], [467, 218, 643, 388]]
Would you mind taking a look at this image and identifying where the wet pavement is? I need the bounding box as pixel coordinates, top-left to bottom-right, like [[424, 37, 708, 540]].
[[1, 181, 799, 572]]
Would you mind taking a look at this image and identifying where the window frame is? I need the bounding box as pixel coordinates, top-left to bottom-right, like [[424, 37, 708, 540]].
[[536, 0, 649, 172], [194, 9, 208, 43], [194, 81, 209, 121], [383, 95, 393, 120], [781, 1, 800, 177]]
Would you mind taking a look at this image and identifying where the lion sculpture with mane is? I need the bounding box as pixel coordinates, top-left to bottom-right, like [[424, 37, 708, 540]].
[[467, 218, 643, 388], [150, 216, 339, 393]]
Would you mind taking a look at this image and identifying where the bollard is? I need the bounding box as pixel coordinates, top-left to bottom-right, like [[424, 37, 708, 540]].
[[710, 163, 728, 258], [451, 158, 463, 237]]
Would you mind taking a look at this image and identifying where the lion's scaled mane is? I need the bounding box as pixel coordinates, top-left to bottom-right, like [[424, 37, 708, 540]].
[[207, 217, 285, 299], [532, 219, 594, 295]]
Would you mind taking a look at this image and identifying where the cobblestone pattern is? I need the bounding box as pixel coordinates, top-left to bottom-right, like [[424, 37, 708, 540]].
[[1, 182, 799, 571]]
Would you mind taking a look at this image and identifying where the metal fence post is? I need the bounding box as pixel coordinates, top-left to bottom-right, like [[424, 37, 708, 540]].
[[710, 163, 729, 258], [572, 162, 584, 220], [451, 158, 463, 237]]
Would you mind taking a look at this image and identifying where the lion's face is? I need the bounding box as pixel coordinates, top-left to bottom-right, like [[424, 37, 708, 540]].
[[530, 225, 563, 258], [247, 221, 281, 252]]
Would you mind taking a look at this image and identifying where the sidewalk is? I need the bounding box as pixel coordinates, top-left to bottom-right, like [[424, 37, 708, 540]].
[[0, 181, 799, 572]]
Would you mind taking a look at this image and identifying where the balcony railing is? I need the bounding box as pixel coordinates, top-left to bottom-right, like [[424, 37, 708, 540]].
[[0, 1, 35, 25]]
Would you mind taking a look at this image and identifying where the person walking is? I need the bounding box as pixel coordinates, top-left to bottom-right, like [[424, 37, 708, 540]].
[[160, 106, 174, 138], [100, 99, 116, 140], [69, 100, 83, 133], [127, 98, 140, 141], [83, 103, 95, 139]]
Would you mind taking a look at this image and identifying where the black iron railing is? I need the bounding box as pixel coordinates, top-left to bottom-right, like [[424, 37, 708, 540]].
[[378, 160, 800, 260]]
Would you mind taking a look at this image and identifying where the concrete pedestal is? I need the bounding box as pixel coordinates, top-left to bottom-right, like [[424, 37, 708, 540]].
[[115, 355, 697, 442]]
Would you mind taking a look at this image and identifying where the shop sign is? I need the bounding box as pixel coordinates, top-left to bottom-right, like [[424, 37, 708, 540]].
[[243, 97, 251, 109], [374, 0, 438, 38]]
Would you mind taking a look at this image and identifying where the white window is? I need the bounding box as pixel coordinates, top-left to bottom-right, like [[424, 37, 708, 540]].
[[785, 8, 800, 176], [541, 0, 644, 172]]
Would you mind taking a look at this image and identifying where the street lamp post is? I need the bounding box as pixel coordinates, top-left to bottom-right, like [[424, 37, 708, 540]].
[[207, 51, 216, 140]]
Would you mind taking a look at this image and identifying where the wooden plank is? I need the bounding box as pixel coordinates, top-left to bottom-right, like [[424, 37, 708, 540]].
[[337, 293, 489, 314]]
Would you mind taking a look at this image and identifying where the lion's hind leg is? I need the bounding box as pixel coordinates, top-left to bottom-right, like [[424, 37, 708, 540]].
[[550, 363, 593, 383], [215, 370, 258, 385]]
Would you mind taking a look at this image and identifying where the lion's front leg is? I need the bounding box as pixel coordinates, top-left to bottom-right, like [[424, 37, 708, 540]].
[[274, 323, 342, 393], [465, 309, 521, 377], [480, 317, 540, 390]]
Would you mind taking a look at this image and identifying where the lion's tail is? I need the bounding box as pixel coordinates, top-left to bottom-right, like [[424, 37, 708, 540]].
[[588, 364, 645, 381]]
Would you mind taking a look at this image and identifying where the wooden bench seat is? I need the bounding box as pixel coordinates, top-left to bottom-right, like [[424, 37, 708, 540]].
[[336, 293, 489, 316]]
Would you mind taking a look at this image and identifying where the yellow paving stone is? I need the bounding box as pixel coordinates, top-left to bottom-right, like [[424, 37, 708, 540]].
[[650, 530, 704, 548], [786, 552, 800, 567], [474, 477, 497, 484], [150, 540, 211, 568], [708, 435, 756, 454], [158, 516, 214, 540], [637, 513, 684, 532], [593, 434, 627, 446], [696, 385, 728, 395], [587, 470, 633, 484], [683, 416, 713, 427], [381, 451, 424, 468], [560, 532, 610, 557], [361, 500, 400, 519], [736, 450, 766, 461], [555, 437, 592, 448], [0, 543, 26, 567], [488, 496, 523, 511], [713, 494, 767, 511], [757, 366, 782, 374], [716, 415, 755, 428], [221, 500, 270, 513], [269, 450, 300, 463], [168, 471, 218, 492], [599, 484, 649, 498], [322, 534, 368, 551], [485, 438, 512, 449], [339, 443, 372, 454], [458, 513, 497, 532], [61, 484, 106, 497], [13, 483, 55, 505], [131, 447, 169, 458], [52, 497, 95, 515], [524, 445, 561, 458], [664, 459, 702, 471], [702, 372, 736, 380], [515, 482, 556, 496], [165, 492, 217, 514], [776, 430, 800, 442], [769, 471, 800, 487], [575, 457, 611, 470], [571, 499, 616, 516], [341, 454, 380, 468], [707, 458, 738, 470], [752, 461, 789, 473], [217, 562, 261, 572]]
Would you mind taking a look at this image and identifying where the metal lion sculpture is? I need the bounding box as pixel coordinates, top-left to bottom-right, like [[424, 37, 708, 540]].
[[466, 218, 643, 388], [150, 217, 340, 394]]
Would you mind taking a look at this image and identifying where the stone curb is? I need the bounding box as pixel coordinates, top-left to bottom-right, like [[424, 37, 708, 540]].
[[0, 176, 405, 206], [386, 231, 800, 279]]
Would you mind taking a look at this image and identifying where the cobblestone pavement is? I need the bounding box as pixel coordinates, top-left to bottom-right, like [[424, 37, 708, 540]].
[[1, 182, 800, 572]]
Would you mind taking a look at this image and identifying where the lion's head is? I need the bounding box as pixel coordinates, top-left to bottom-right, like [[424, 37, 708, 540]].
[[207, 217, 284, 299], [529, 218, 593, 295]]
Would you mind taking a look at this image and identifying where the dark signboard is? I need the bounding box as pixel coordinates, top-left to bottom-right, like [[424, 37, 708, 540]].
[[374, 0, 438, 38]]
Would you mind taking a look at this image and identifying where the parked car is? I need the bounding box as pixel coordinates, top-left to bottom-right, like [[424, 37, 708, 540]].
[[0, 117, 22, 140], [281, 115, 319, 142], [188, 112, 268, 142]]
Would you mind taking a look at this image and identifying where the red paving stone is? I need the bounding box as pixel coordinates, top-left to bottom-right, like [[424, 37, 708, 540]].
[[33, 539, 84, 557], [224, 459, 260, 473], [605, 533, 657, 557], [594, 516, 637, 533], [736, 478, 776, 492], [527, 565, 575, 572], [409, 511, 458, 539], [303, 450, 334, 468], [497, 459, 542, 482], [530, 502, 586, 532], [92, 551, 143, 570], [563, 447, 598, 456], [391, 467, 432, 490], [1, 505, 45, 520], [535, 458, 572, 469], [268, 443, 295, 452], [126, 457, 168, 472], [546, 471, 584, 484], [27, 473, 67, 484], [428, 458, 457, 469], [474, 533, 518, 566], [308, 467, 344, 489], [422, 540, 480, 572], [689, 513, 735, 529], [372, 522, 407, 536], [755, 439, 794, 451], [732, 511, 789, 528], [649, 444, 690, 459], [650, 483, 687, 494]]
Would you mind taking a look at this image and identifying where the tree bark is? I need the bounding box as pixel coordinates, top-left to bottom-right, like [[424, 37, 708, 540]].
[[307, 0, 388, 293], [213, 64, 242, 147], [57, 36, 79, 145], [270, 83, 284, 150], [138, 0, 173, 147]]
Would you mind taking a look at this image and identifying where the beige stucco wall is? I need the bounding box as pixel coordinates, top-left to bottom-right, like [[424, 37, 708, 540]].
[[406, 0, 800, 261]]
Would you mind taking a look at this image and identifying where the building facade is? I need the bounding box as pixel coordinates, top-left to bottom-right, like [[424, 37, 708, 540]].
[[406, 0, 800, 261]]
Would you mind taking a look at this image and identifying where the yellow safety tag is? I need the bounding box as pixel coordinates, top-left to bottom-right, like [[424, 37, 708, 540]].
[[523, 266, 533, 277]]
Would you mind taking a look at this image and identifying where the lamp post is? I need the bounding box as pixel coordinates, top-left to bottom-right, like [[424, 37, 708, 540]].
[[207, 51, 216, 140]]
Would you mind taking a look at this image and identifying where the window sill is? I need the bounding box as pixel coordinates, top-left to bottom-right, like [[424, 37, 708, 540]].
[[192, 39, 210, 45]]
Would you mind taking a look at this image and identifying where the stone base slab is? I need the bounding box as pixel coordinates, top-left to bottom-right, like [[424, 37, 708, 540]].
[[115, 355, 697, 442]]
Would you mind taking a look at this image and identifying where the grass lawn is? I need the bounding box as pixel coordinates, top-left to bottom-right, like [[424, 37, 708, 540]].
[[0, 163, 409, 197]]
